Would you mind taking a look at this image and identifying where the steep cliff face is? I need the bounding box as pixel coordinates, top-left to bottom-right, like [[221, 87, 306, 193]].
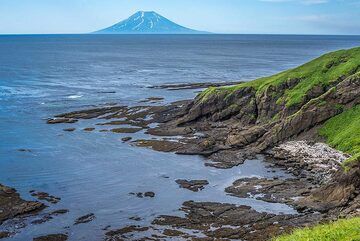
[[182, 48, 360, 123], [177, 47, 360, 165]]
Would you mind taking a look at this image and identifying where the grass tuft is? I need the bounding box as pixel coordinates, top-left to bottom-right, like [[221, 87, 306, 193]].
[[273, 217, 360, 241]]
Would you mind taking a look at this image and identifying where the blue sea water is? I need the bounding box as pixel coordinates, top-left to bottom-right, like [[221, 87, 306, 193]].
[[0, 34, 359, 240]]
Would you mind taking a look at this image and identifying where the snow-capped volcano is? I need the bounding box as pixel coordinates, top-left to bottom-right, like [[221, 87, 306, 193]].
[[95, 11, 205, 34]]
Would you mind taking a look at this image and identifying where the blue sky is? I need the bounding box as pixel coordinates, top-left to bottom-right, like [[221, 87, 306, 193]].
[[0, 0, 359, 34]]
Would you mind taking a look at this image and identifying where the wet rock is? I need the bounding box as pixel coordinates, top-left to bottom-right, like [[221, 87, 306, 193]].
[[30, 191, 61, 204], [130, 192, 155, 198], [31, 209, 69, 225], [139, 97, 164, 103], [121, 137, 132, 142], [162, 229, 186, 236], [97, 119, 149, 128], [144, 192, 155, 198], [225, 177, 312, 205], [0, 184, 45, 225], [74, 213, 95, 225], [296, 162, 360, 213], [0, 231, 11, 239], [17, 148, 32, 152], [175, 179, 209, 192], [83, 127, 95, 131], [105, 225, 149, 238], [55, 106, 125, 120], [152, 201, 322, 241], [63, 128, 75, 132], [146, 125, 194, 136], [129, 216, 142, 221], [97, 91, 116, 94], [148, 81, 244, 90], [47, 118, 78, 124], [33, 234, 68, 241], [102, 225, 111, 230], [111, 127, 142, 134], [97, 120, 132, 125], [206, 150, 246, 169], [134, 139, 185, 152], [50, 209, 69, 215]]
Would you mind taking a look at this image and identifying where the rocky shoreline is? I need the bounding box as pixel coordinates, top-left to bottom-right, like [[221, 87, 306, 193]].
[[147, 81, 244, 90], [2, 48, 359, 240], [36, 80, 359, 240], [2, 92, 359, 240]]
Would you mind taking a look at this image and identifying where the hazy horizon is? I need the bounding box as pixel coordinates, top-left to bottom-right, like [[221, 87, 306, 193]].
[[1, 0, 360, 35]]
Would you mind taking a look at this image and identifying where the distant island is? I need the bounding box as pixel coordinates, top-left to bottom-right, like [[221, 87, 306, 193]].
[[94, 11, 207, 34]]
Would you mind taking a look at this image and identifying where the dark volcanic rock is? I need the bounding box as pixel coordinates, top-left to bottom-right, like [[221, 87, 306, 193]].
[[63, 128, 76, 132], [0, 232, 11, 239], [31, 209, 69, 225], [130, 192, 155, 198], [162, 229, 186, 236], [17, 148, 32, 152], [111, 127, 142, 134], [55, 106, 125, 120], [175, 179, 209, 192], [83, 127, 95, 132], [144, 191, 155, 198], [225, 177, 313, 205], [0, 184, 45, 225], [129, 216, 142, 221], [134, 139, 186, 152], [139, 97, 164, 103], [105, 225, 149, 240], [30, 191, 61, 204], [121, 137, 132, 142], [152, 201, 322, 241], [207, 150, 246, 169], [74, 213, 95, 225], [47, 118, 77, 124], [33, 234, 68, 241], [296, 162, 360, 213], [149, 81, 244, 90]]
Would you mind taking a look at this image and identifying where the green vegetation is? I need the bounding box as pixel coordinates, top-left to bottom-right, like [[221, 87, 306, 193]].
[[273, 217, 360, 241], [200, 47, 360, 107], [319, 105, 360, 168], [198, 86, 223, 102]]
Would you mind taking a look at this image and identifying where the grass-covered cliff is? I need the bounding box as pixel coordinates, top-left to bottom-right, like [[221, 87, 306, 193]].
[[200, 47, 360, 108], [184, 47, 360, 167]]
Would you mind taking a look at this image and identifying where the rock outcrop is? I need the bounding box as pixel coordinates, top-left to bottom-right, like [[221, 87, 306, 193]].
[[0, 184, 45, 225]]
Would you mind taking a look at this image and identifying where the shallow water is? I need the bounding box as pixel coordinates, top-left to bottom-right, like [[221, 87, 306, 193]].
[[1, 34, 360, 240]]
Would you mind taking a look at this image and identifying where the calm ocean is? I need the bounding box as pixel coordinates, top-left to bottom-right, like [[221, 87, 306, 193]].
[[0, 34, 359, 240]]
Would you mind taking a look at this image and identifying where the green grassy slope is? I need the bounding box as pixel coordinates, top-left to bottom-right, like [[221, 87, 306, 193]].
[[273, 217, 360, 241], [203, 47, 360, 107], [319, 105, 360, 168]]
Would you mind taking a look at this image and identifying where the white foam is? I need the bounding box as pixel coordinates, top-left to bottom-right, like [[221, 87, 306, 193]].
[[67, 95, 83, 99]]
